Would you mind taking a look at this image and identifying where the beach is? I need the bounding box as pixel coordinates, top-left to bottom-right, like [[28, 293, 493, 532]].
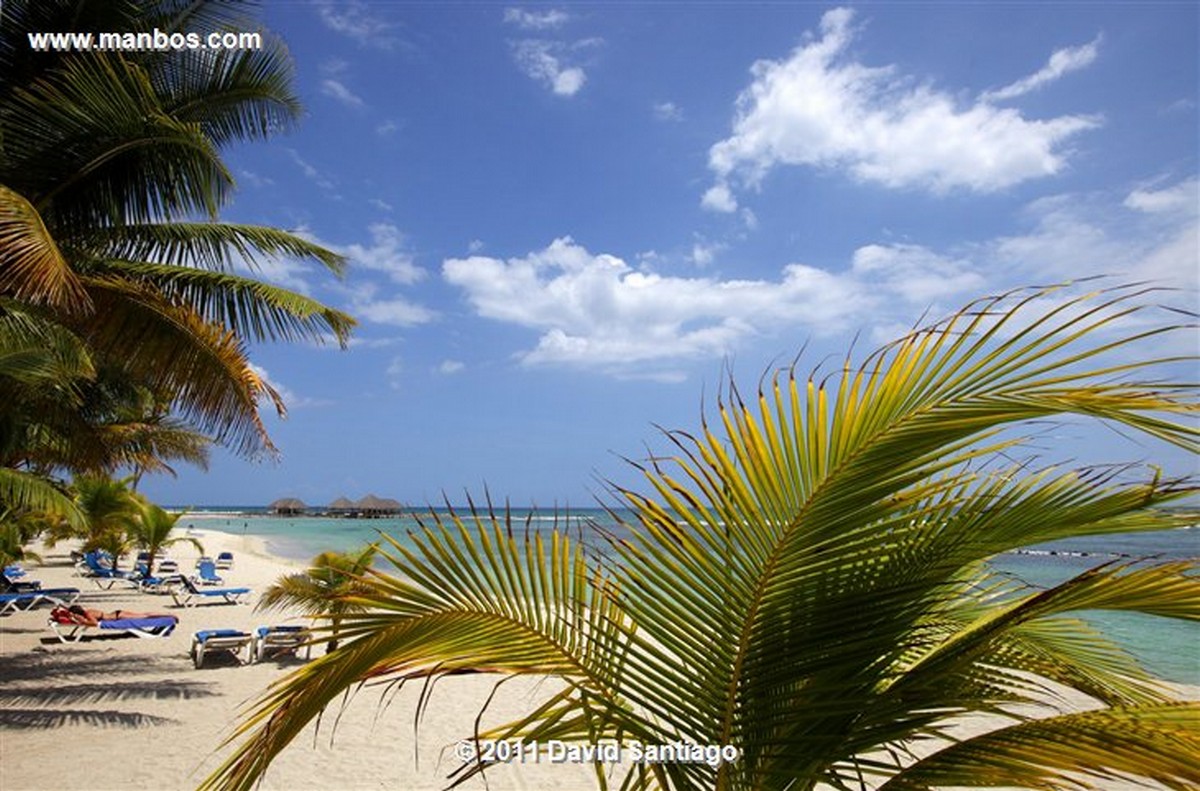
[[0, 526, 597, 791], [1, 522, 1195, 791]]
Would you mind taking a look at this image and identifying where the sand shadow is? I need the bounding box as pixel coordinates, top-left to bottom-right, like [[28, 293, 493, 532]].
[[0, 708, 178, 729], [0, 679, 217, 707]]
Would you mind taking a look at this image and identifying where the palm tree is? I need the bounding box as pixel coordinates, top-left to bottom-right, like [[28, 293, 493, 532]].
[[60, 475, 142, 568], [203, 287, 1198, 791], [0, 0, 356, 463], [257, 544, 379, 654], [127, 500, 204, 572]]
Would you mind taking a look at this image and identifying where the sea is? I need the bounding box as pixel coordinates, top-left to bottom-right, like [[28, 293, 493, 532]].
[[178, 506, 1199, 686]]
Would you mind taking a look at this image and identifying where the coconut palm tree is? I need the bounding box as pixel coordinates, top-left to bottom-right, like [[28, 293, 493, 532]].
[[203, 287, 1198, 791], [257, 544, 379, 654], [0, 0, 356, 461], [127, 500, 204, 572]]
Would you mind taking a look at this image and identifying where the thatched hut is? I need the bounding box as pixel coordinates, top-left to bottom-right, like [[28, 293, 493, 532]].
[[268, 497, 308, 516], [354, 494, 402, 517], [328, 496, 355, 513]]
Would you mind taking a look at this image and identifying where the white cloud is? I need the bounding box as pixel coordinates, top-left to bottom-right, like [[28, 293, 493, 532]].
[[443, 237, 874, 370], [356, 297, 437, 327], [376, 119, 400, 136], [437, 360, 466, 375], [344, 223, 425, 284], [706, 7, 1101, 202], [980, 36, 1101, 103], [990, 182, 1198, 291], [851, 244, 985, 303], [314, 0, 398, 49], [369, 197, 394, 213], [701, 184, 738, 213], [691, 240, 725, 267], [320, 78, 365, 108], [504, 7, 569, 30], [512, 40, 587, 96], [1124, 178, 1198, 215]]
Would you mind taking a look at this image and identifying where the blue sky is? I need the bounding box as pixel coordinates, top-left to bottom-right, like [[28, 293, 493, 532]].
[[140, 2, 1198, 509]]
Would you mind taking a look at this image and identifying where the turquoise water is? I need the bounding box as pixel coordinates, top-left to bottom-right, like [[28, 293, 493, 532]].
[[185, 508, 1198, 685]]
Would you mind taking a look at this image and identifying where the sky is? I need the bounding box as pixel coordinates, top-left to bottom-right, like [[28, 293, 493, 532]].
[[138, 1, 1198, 509]]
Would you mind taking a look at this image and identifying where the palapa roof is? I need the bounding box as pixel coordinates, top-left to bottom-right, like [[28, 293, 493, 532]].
[[355, 494, 402, 511], [268, 497, 308, 510], [328, 496, 355, 510]]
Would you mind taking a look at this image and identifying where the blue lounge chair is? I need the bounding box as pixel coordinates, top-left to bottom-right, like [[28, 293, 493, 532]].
[[49, 609, 177, 642], [191, 629, 252, 668], [215, 552, 234, 570], [3, 564, 26, 579], [1, 588, 81, 615], [170, 575, 251, 607], [252, 625, 313, 663], [156, 558, 179, 574], [79, 552, 141, 589], [196, 559, 224, 586], [1, 570, 40, 593]]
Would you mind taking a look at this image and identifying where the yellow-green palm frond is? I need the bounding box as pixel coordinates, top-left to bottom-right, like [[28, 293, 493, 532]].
[[203, 287, 1197, 791], [875, 702, 1200, 791], [203, 505, 629, 791]]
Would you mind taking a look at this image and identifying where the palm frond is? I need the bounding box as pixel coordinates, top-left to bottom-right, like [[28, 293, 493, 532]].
[[0, 184, 88, 309], [876, 702, 1200, 790], [84, 258, 354, 346]]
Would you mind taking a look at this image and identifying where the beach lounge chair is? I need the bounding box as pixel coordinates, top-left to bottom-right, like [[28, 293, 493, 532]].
[[252, 625, 312, 663], [170, 575, 251, 607], [1, 570, 41, 593], [48, 609, 177, 642], [3, 564, 26, 578], [215, 551, 234, 570], [156, 558, 179, 574], [78, 552, 141, 590], [1, 588, 81, 615], [195, 559, 224, 586], [190, 629, 253, 668]]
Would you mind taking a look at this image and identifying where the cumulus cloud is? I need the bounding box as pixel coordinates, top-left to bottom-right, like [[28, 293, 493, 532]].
[[705, 7, 1101, 205], [980, 36, 1101, 103], [444, 237, 878, 370]]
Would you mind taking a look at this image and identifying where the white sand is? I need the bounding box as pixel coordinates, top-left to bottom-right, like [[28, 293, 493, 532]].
[[1, 524, 1194, 791], [0, 528, 594, 791]]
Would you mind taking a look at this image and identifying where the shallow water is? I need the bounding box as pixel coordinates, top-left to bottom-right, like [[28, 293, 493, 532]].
[[184, 507, 1198, 685]]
